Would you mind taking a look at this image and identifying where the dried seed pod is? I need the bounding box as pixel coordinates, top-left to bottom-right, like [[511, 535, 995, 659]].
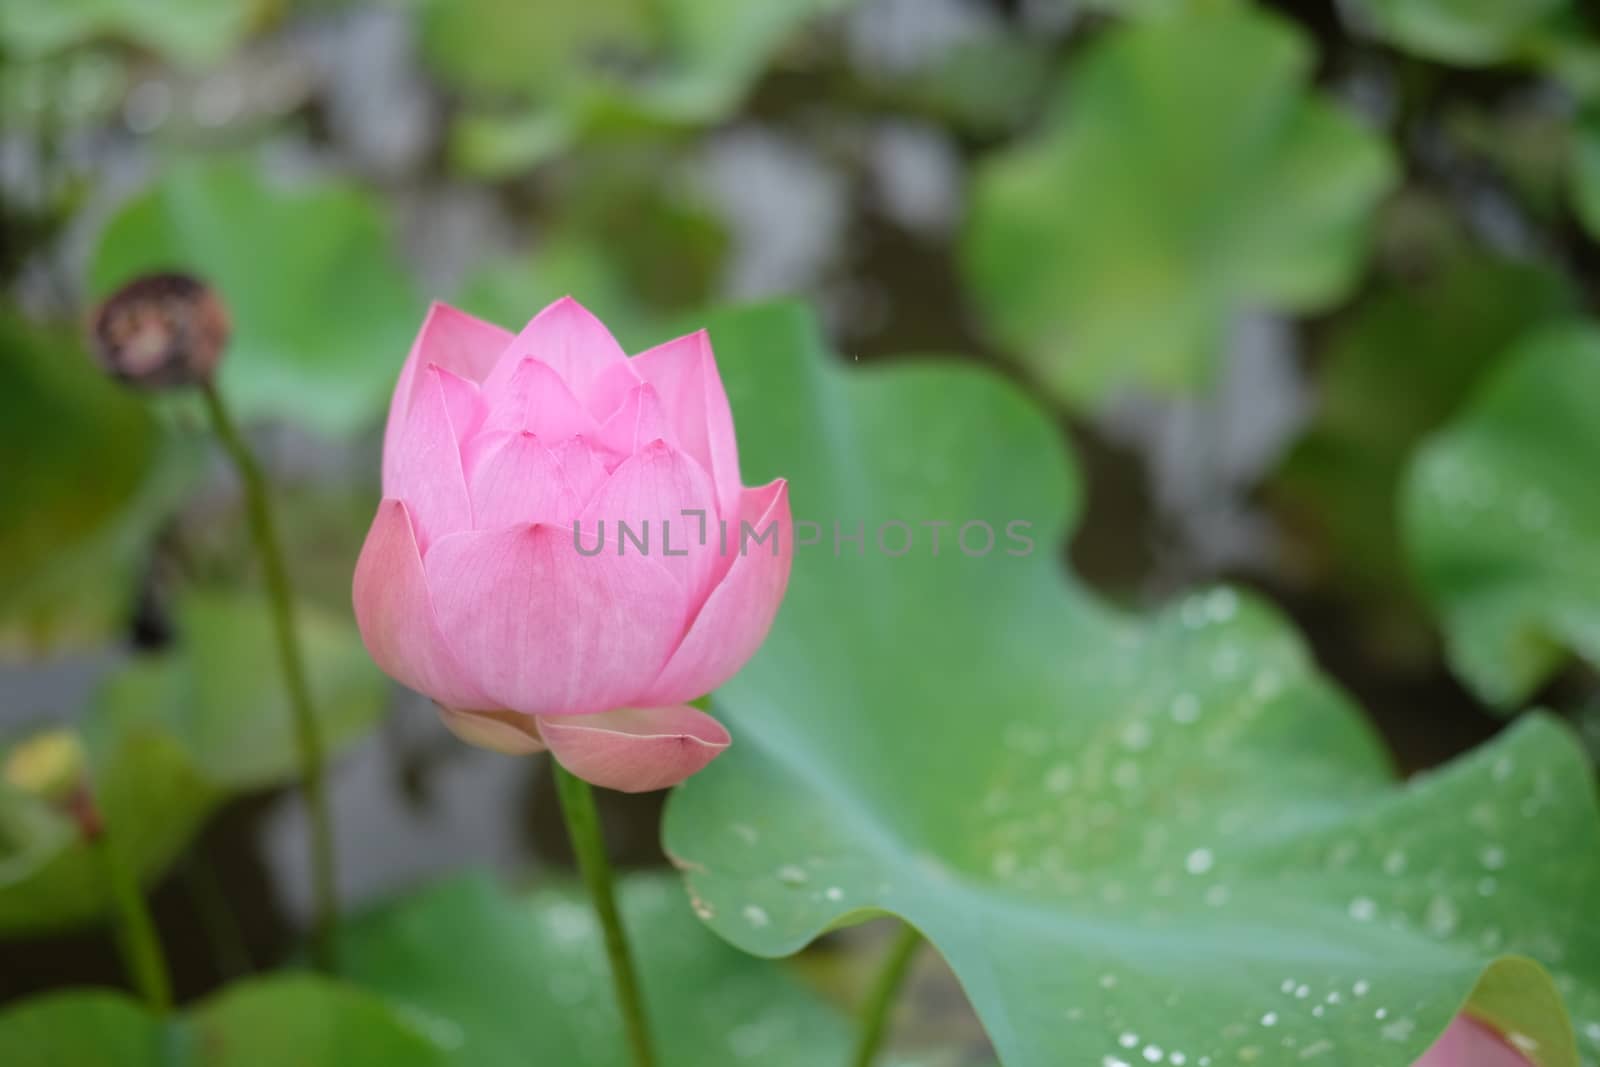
[[89, 271, 230, 388]]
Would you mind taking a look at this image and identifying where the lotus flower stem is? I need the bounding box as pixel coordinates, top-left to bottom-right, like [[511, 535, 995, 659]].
[[201, 380, 338, 973], [93, 811, 173, 1012], [551, 760, 657, 1067], [849, 921, 924, 1067]]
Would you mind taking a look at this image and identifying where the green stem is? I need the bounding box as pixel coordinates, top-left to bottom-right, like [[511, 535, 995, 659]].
[[200, 380, 337, 972], [182, 856, 254, 980], [849, 922, 923, 1067], [551, 762, 657, 1067], [95, 824, 173, 1012]]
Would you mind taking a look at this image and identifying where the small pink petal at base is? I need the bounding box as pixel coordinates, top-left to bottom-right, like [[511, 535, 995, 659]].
[[436, 705, 546, 756], [1412, 1016, 1533, 1067], [538, 705, 730, 793]]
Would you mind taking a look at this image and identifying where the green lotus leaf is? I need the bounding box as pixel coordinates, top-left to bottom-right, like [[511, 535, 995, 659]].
[[337, 870, 959, 1066], [1349, 0, 1570, 66], [0, 975, 447, 1066], [1404, 322, 1600, 709], [964, 6, 1395, 407], [0, 593, 387, 936], [663, 302, 1600, 1067]]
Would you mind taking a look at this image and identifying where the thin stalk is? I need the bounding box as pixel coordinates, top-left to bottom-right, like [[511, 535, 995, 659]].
[[94, 825, 173, 1012], [849, 922, 923, 1067], [551, 762, 657, 1067], [200, 380, 337, 972], [182, 856, 254, 979]]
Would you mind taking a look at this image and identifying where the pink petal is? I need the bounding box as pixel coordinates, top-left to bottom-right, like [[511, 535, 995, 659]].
[[484, 296, 626, 404], [386, 365, 477, 552], [352, 500, 496, 710], [587, 358, 645, 422], [552, 436, 612, 505], [466, 431, 584, 529], [1413, 1016, 1532, 1067], [629, 330, 743, 522], [642, 479, 792, 705], [580, 440, 720, 602], [436, 705, 546, 756], [383, 304, 511, 489], [479, 357, 599, 442], [424, 523, 687, 716], [597, 383, 675, 456], [538, 705, 730, 793]]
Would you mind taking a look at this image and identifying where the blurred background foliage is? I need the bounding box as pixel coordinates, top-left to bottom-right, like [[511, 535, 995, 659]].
[[2, 0, 1599, 1062]]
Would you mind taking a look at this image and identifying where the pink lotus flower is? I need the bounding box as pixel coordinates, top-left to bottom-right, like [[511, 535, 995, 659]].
[[1414, 1016, 1533, 1067], [353, 297, 791, 792]]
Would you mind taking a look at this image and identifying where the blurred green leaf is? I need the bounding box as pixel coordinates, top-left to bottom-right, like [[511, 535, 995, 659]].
[[1278, 254, 1573, 604], [456, 165, 726, 351], [89, 159, 420, 439], [338, 871, 932, 1067], [964, 7, 1395, 407], [0, 50, 127, 133], [0, 976, 447, 1066], [858, 34, 1055, 136], [1574, 113, 1600, 241], [457, 240, 660, 353], [0, 593, 387, 936], [1404, 323, 1600, 709], [662, 303, 1599, 1067], [425, 0, 853, 172], [0, 724, 211, 938], [1351, 0, 1569, 65], [0, 0, 257, 69], [0, 313, 195, 655], [95, 593, 388, 790]]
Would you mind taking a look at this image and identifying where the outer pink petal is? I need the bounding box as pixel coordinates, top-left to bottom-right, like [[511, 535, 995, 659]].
[[642, 479, 792, 705], [580, 440, 720, 602], [424, 523, 687, 716], [387, 365, 477, 552], [467, 431, 583, 529], [483, 296, 626, 404], [1413, 1017, 1531, 1067], [436, 705, 546, 755], [479, 357, 600, 442], [538, 705, 730, 793], [597, 383, 675, 457], [352, 500, 495, 710], [629, 330, 742, 523], [383, 303, 511, 489]]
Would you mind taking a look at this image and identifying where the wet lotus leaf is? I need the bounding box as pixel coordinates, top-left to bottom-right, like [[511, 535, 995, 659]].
[[338, 870, 951, 1067], [963, 6, 1395, 407], [663, 302, 1600, 1067], [1404, 323, 1600, 709]]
